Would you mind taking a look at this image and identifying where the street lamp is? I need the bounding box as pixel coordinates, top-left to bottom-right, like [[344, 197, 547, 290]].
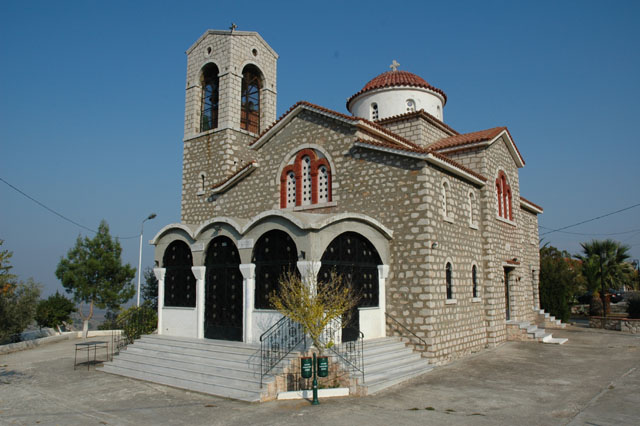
[[137, 213, 157, 307]]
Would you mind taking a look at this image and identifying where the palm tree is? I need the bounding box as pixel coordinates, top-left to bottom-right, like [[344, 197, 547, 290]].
[[576, 239, 631, 316]]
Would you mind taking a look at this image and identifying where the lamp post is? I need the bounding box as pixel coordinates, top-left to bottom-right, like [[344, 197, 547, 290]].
[[137, 213, 157, 307]]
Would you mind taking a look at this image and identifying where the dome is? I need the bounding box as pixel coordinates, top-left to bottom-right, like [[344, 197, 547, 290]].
[[347, 70, 447, 111], [347, 68, 447, 122]]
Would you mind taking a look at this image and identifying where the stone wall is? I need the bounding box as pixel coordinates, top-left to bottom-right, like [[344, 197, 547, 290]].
[[589, 317, 640, 334]]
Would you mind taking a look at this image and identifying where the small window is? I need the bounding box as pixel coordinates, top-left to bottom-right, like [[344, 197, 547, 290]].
[[199, 173, 206, 192], [472, 265, 478, 298], [468, 191, 477, 227], [370, 103, 379, 120], [318, 165, 329, 203], [436, 105, 441, 119], [496, 171, 513, 220], [446, 262, 453, 299], [301, 156, 312, 206], [441, 181, 450, 218], [406, 99, 416, 113]]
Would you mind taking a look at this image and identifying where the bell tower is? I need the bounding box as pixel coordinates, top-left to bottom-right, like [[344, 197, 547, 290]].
[[181, 28, 278, 223]]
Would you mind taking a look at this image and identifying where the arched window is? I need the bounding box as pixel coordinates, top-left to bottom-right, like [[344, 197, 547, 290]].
[[496, 171, 513, 221], [163, 241, 196, 307], [472, 264, 478, 298], [318, 165, 329, 203], [280, 149, 332, 208], [252, 230, 298, 309], [240, 65, 261, 133], [468, 191, 476, 227], [406, 99, 416, 113], [441, 180, 450, 218], [301, 156, 312, 206], [436, 105, 441, 119], [200, 63, 219, 132], [446, 262, 453, 300], [370, 103, 379, 120], [286, 171, 296, 207]]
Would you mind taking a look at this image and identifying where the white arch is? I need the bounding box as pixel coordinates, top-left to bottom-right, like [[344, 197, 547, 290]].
[[241, 210, 394, 240], [150, 223, 195, 245], [193, 217, 244, 239]]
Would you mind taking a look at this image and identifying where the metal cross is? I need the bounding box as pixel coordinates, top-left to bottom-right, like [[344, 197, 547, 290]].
[[230, 23, 237, 32], [389, 59, 400, 72]]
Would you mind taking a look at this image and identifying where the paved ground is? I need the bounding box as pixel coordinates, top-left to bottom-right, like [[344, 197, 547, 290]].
[[1, 325, 638, 425]]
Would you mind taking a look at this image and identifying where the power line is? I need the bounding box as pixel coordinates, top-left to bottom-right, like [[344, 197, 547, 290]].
[[539, 225, 640, 237], [540, 202, 640, 236], [1, 176, 139, 240]]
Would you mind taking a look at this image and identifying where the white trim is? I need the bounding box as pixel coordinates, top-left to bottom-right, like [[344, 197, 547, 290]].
[[489, 130, 525, 168], [193, 217, 245, 239], [520, 198, 544, 214], [445, 299, 457, 305], [293, 201, 337, 211], [210, 162, 258, 195], [496, 215, 517, 227], [472, 297, 482, 303], [347, 85, 447, 111]]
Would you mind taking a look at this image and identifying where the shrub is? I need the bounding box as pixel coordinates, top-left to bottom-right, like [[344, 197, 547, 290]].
[[116, 305, 157, 344], [627, 294, 640, 319]]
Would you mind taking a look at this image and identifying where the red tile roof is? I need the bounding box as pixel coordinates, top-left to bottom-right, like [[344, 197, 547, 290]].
[[427, 127, 506, 151], [347, 70, 447, 110]]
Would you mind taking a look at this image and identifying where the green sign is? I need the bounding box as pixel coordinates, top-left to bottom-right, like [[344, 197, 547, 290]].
[[301, 357, 312, 379], [317, 356, 329, 378]]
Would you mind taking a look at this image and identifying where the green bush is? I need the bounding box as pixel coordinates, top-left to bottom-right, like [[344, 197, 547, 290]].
[[116, 305, 157, 344], [627, 295, 640, 319], [36, 292, 76, 330]]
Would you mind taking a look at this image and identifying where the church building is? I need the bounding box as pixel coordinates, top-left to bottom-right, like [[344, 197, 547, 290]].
[[151, 28, 546, 365]]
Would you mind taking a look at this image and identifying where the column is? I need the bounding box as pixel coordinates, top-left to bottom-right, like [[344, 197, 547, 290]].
[[296, 261, 322, 293], [153, 268, 166, 335], [191, 266, 206, 339], [378, 264, 390, 338], [240, 263, 256, 343]]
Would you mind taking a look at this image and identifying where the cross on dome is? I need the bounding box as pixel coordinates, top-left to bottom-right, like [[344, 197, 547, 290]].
[[389, 60, 400, 72], [229, 23, 237, 32]]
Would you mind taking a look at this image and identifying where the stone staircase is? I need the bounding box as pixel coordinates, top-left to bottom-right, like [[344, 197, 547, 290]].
[[100, 334, 435, 401], [536, 309, 567, 329], [100, 335, 292, 402], [360, 337, 434, 395], [506, 321, 568, 345]]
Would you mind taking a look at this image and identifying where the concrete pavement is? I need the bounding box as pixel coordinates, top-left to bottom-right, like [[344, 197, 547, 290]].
[[1, 325, 638, 425]]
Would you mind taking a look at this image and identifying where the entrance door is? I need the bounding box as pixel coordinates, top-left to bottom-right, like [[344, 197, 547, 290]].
[[204, 236, 243, 341], [504, 268, 511, 321], [320, 232, 381, 342]]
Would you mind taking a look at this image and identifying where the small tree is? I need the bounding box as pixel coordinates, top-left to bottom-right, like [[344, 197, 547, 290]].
[[270, 270, 360, 353], [55, 221, 136, 338], [539, 245, 576, 322], [0, 240, 42, 343], [141, 267, 158, 310], [35, 291, 76, 332]]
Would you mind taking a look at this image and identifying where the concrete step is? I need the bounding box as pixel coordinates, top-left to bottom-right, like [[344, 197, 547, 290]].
[[357, 337, 433, 395], [101, 363, 263, 402], [101, 334, 298, 402]]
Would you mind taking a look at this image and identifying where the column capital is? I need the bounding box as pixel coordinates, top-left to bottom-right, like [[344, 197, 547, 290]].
[[239, 263, 256, 280], [378, 264, 390, 280], [191, 266, 206, 281], [296, 261, 322, 280], [153, 267, 166, 281]]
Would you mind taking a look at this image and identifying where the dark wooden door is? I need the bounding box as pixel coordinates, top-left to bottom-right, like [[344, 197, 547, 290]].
[[205, 237, 243, 341]]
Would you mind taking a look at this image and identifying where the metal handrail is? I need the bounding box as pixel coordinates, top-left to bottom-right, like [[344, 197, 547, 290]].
[[259, 315, 306, 388], [385, 312, 427, 348], [327, 330, 365, 384]]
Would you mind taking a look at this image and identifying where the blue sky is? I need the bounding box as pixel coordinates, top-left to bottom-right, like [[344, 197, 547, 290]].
[[1, 0, 639, 297]]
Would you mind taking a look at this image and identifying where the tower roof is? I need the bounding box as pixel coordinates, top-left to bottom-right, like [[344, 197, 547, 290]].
[[347, 70, 447, 110]]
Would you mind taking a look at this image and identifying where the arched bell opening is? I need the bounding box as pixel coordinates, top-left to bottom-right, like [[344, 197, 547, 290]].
[[204, 236, 243, 341], [319, 232, 382, 342]]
